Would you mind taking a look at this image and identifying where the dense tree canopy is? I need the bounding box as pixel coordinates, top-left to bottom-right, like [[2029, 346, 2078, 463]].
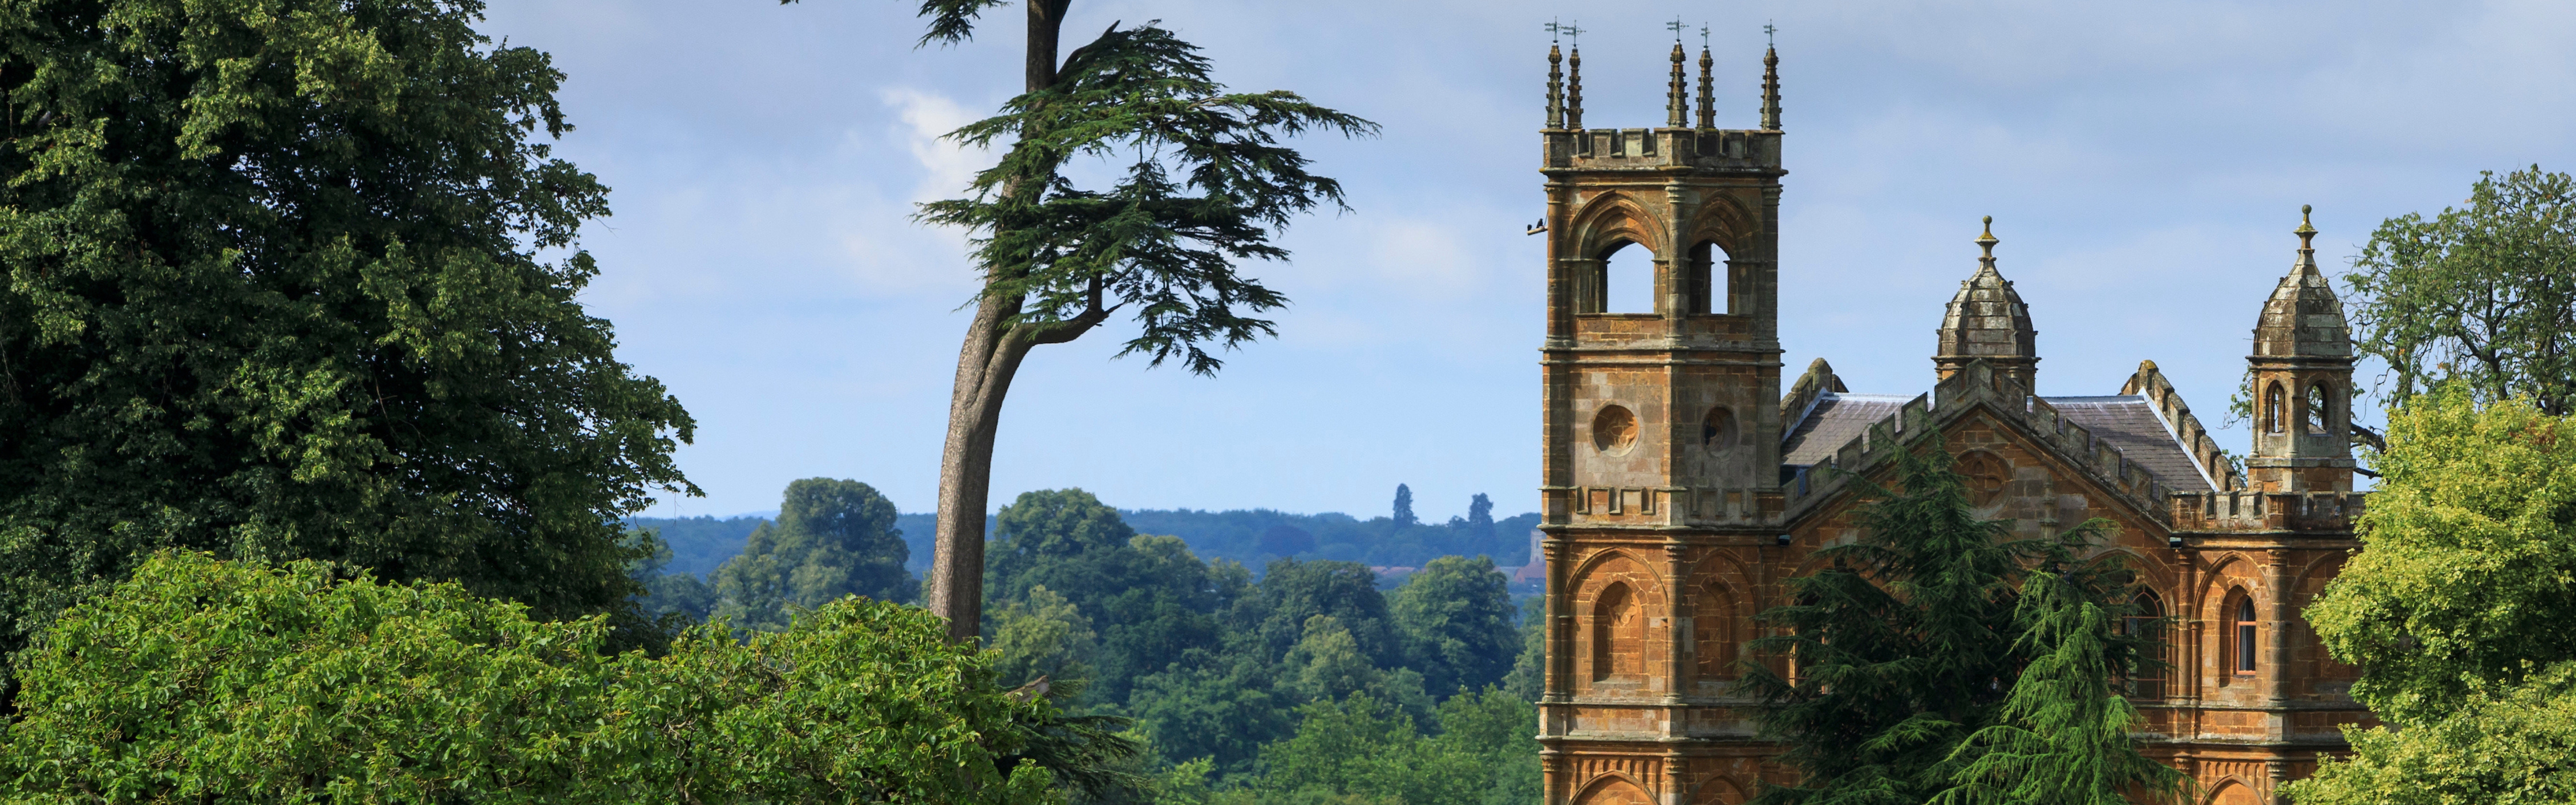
[[705, 478, 914, 631], [0, 0, 693, 661], [1389, 555, 1519, 697], [961, 488, 1534, 793], [2347, 166, 2576, 414], [0, 552, 1078, 803], [2289, 385, 2576, 803], [2305, 384, 2576, 722]]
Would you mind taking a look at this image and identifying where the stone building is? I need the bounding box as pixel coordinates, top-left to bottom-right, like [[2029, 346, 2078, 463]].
[[1531, 42, 2370, 805]]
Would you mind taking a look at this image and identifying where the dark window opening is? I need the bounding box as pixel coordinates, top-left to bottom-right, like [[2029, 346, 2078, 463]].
[[2121, 592, 2166, 700], [2235, 597, 2259, 676], [2305, 382, 2333, 434]]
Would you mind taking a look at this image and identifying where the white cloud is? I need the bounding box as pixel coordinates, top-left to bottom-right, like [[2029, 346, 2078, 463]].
[[882, 88, 996, 205]]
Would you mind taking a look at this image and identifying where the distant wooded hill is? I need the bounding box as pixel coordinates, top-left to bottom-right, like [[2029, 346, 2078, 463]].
[[631, 506, 1538, 580]]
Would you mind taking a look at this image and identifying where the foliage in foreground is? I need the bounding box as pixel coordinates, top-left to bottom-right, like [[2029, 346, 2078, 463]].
[[2289, 385, 2576, 803], [0, 0, 694, 668], [1745, 441, 2176, 805], [0, 552, 1115, 804], [2285, 664, 2576, 805]]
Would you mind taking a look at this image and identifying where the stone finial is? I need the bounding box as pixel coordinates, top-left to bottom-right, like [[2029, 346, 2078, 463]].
[[1976, 216, 1998, 263], [1567, 46, 1584, 130], [1696, 47, 1716, 128], [1667, 42, 1689, 127], [1546, 44, 1564, 129], [2296, 203, 2316, 250], [1759, 37, 1781, 131]]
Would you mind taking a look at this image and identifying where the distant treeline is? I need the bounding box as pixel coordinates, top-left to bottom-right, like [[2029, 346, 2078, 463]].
[[632, 485, 1538, 580]]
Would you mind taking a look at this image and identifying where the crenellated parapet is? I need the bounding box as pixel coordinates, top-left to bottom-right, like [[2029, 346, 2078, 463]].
[[2170, 490, 2368, 534], [2122, 359, 2241, 491], [1544, 127, 1783, 172]]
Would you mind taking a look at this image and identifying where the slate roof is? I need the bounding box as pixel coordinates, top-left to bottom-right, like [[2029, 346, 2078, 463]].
[[1780, 393, 1915, 466], [2041, 395, 2217, 491], [1778, 390, 2218, 493]]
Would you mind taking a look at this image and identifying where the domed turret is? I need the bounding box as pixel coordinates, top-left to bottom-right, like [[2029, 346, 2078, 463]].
[[2252, 208, 2354, 360], [2246, 205, 2356, 492], [1933, 216, 2039, 391]]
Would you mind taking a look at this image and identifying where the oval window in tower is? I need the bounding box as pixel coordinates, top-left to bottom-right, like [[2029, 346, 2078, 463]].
[[1702, 406, 1738, 450], [1593, 405, 1640, 455]]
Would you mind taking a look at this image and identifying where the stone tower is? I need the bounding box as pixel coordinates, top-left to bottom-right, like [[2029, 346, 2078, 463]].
[[1932, 218, 2039, 390], [1535, 38, 1788, 805], [2246, 206, 2356, 493]]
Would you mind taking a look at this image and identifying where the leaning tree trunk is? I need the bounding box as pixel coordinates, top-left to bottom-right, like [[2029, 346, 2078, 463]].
[[924, 0, 1078, 642]]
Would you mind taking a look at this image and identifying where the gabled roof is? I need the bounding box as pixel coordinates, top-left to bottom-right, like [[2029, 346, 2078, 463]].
[[1779, 360, 2188, 527]]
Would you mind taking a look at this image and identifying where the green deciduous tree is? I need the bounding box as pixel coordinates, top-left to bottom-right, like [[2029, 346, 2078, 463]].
[[827, 1, 1376, 641], [2285, 664, 2576, 805], [1233, 559, 1402, 670], [2288, 384, 2576, 804], [991, 585, 1099, 693], [1744, 444, 2161, 805], [709, 478, 913, 632], [0, 0, 694, 665], [2304, 384, 2576, 723], [2347, 166, 2576, 415], [0, 552, 1089, 803], [1246, 687, 1535, 805], [985, 489, 1244, 701], [1390, 555, 1520, 696]]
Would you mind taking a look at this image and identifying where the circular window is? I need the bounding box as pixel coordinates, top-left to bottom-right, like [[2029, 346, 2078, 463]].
[[1703, 406, 1738, 450], [1593, 405, 1640, 455], [1957, 451, 2009, 506]]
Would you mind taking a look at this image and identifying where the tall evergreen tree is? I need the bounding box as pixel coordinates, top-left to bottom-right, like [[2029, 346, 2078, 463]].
[[796, 1, 1376, 642], [1932, 555, 2183, 805], [1394, 484, 1418, 527], [1466, 493, 1495, 540], [1745, 441, 2162, 805]]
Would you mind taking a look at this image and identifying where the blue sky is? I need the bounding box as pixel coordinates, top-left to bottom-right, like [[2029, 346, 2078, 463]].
[[479, 1, 2576, 521]]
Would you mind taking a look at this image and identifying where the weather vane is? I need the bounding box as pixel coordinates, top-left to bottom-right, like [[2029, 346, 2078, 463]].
[[1764, 21, 1776, 47], [1546, 19, 1585, 48], [1666, 17, 1687, 41], [1699, 23, 1711, 50]]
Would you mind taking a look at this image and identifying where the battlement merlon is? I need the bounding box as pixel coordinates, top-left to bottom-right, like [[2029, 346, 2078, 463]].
[[1541, 127, 1783, 174]]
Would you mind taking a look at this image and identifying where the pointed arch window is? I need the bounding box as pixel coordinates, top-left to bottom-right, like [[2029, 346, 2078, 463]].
[[2234, 596, 2260, 676], [2264, 382, 2287, 434], [2120, 592, 2166, 700], [1591, 582, 1643, 680], [1695, 580, 1739, 682]]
